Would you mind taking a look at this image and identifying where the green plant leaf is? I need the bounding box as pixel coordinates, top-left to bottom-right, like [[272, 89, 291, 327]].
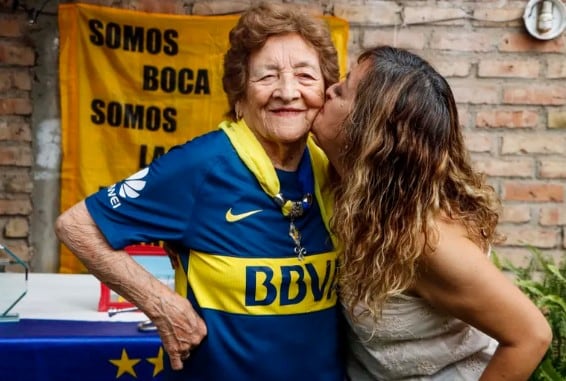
[[546, 265, 566, 284], [491, 250, 502, 270], [516, 280, 544, 296], [538, 295, 566, 313], [503, 246, 566, 380], [535, 356, 563, 381]]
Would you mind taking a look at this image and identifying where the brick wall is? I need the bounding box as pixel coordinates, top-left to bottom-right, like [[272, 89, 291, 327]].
[[1, 0, 565, 269], [0, 1, 34, 267], [337, 1, 566, 266]]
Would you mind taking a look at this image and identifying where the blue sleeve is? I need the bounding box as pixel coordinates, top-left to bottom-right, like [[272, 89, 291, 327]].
[[84, 137, 213, 249]]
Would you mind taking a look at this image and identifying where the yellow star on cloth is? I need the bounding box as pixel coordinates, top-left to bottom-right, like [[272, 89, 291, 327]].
[[109, 348, 141, 378], [146, 347, 164, 377]]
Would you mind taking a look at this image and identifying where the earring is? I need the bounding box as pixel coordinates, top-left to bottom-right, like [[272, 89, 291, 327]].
[[235, 104, 243, 120]]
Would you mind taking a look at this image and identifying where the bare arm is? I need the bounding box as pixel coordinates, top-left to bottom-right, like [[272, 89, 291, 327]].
[[415, 221, 551, 381], [55, 201, 207, 370]]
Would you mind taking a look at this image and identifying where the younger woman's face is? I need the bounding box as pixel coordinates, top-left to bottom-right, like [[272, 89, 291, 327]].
[[311, 60, 370, 169]]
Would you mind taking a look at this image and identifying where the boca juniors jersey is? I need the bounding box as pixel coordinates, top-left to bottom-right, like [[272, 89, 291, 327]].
[[85, 129, 344, 380]]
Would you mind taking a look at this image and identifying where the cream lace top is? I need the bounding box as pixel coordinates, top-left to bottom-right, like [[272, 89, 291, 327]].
[[345, 294, 498, 380]]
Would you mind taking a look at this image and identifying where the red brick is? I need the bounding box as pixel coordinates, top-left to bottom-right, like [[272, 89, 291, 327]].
[[503, 85, 566, 105], [0, 69, 32, 91], [430, 31, 494, 52], [539, 206, 566, 226], [499, 33, 565, 53], [497, 224, 559, 248], [403, 7, 467, 26], [0, 168, 32, 193], [478, 59, 540, 78], [0, 199, 32, 214], [464, 134, 493, 153], [426, 57, 471, 77], [500, 204, 531, 223], [0, 13, 27, 37], [0, 99, 32, 115], [0, 145, 32, 166], [539, 159, 566, 179], [449, 80, 499, 104], [362, 30, 426, 51], [471, 8, 524, 26], [472, 157, 534, 177], [0, 120, 31, 141], [335, 3, 401, 25], [476, 109, 538, 128], [502, 135, 566, 154], [547, 57, 566, 78], [503, 182, 564, 202], [0, 42, 35, 66]]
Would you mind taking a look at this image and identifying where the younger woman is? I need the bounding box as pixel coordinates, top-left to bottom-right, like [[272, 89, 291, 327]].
[[312, 45, 551, 380]]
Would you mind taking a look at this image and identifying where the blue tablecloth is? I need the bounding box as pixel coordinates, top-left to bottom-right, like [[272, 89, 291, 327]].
[[0, 319, 164, 381]]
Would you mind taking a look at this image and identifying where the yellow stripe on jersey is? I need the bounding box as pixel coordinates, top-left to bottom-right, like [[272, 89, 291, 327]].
[[186, 251, 338, 315], [174, 255, 188, 297]]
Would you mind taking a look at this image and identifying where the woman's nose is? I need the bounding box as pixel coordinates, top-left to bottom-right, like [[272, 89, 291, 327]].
[[274, 73, 300, 101]]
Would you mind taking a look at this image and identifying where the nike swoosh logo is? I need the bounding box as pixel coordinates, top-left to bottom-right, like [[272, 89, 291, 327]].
[[225, 208, 263, 222]]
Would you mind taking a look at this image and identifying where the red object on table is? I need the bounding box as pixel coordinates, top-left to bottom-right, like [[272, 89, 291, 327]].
[[97, 245, 167, 312]]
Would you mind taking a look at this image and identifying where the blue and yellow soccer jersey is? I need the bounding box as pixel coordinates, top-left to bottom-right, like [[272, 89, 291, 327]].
[[85, 130, 345, 380]]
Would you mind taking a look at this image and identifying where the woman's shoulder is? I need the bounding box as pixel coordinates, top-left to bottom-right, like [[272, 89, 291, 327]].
[[172, 129, 230, 157], [143, 129, 242, 187], [414, 216, 494, 302], [426, 216, 488, 258], [157, 130, 235, 168]]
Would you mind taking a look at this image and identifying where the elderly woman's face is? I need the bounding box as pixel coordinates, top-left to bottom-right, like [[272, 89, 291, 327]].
[[240, 33, 325, 147]]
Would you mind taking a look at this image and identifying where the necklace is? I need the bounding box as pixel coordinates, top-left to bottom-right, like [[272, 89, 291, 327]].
[[272, 152, 314, 260]]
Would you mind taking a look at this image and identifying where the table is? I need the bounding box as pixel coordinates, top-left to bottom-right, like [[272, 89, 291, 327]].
[[0, 273, 164, 381]]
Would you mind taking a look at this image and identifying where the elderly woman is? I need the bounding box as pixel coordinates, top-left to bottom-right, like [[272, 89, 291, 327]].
[[55, 3, 342, 380], [311, 46, 551, 380]]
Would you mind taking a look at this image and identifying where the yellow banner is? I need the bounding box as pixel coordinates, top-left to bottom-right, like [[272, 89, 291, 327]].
[[58, 3, 349, 273]]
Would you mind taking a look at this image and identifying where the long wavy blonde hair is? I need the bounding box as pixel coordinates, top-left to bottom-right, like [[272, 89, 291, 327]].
[[332, 46, 502, 323]]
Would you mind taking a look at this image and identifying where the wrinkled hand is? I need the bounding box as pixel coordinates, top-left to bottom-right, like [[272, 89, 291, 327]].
[[150, 292, 207, 370]]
